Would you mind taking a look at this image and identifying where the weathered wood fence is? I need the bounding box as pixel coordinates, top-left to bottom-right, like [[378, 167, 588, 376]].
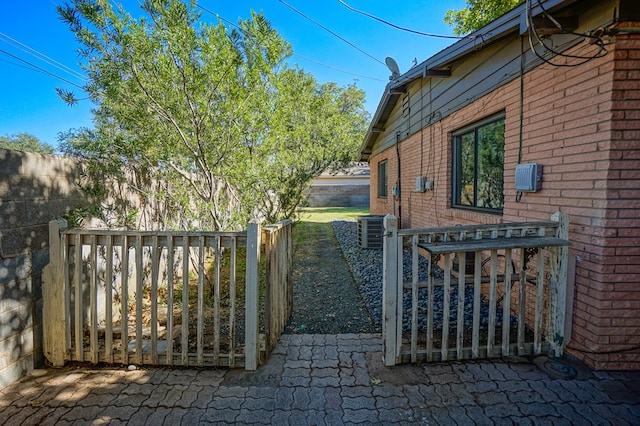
[[382, 212, 571, 366], [42, 219, 293, 371]]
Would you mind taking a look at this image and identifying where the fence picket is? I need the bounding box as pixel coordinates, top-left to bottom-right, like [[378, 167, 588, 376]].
[[228, 236, 237, 367], [396, 234, 403, 363], [213, 235, 221, 365], [456, 252, 466, 360], [472, 251, 481, 358], [182, 235, 189, 366], [150, 236, 159, 364], [534, 249, 545, 355], [197, 236, 205, 367], [502, 249, 513, 356], [487, 250, 498, 356], [442, 254, 451, 361], [121, 236, 129, 365], [42, 219, 67, 367], [90, 234, 98, 364], [245, 222, 260, 371], [74, 233, 83, 361], [166, 235, 174, 366], [411, 235, 418, 363], [426, 253, 434, 362], [135, 235, 143, 365], [382, 215, 398, 366], [63, 232, 71, 356], [550, 212, 569, 358], [105, 235, 114, 364], [518, 249, 526, 354]]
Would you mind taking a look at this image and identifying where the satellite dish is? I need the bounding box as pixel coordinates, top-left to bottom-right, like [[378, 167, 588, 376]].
[[385, 56, 400, 80]]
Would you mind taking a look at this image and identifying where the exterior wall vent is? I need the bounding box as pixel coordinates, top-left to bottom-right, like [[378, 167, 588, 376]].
[[357, 215, 384, 249]]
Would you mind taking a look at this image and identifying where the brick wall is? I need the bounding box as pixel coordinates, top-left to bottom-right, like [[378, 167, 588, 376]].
[[369, 36, 640, 369], [0, 149, 87, 387], [586, 34, 640, 370]]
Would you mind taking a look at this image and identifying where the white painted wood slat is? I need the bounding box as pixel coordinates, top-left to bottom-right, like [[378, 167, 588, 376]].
[[90, 234, 98, 364], [121, 236, 129, 365], [411, 236, 418, 363], [197, 236, 205, 367], [105, 235, 113, 364], [74, 233, 83, 361], [213, 235, 221, 365], [135, 235, 143, 365], [472, 251, 481, 358], [166, 235, 174, 366], [181, 236, 189, 366], [442, 254, 451, 362], [228, 236, 237, 368], [245, 222, 260, 371]]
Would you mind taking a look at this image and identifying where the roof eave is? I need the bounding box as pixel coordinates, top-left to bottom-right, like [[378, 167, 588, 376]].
[[358, 0, 576, 161]]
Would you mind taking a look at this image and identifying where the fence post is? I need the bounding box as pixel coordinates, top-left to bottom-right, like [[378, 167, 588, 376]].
[[245, 221, 261, 371], [42, 219, 68, 367], [382, 215, 399, 366], [549, 212, 569, 358]]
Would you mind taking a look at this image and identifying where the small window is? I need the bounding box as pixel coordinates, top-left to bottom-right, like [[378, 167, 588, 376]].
[[452, 115, 505, 212], [378, 160, 388, 198]]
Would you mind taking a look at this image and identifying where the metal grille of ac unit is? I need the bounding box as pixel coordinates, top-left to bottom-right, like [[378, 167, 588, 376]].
[[357, 215, 384, 249]]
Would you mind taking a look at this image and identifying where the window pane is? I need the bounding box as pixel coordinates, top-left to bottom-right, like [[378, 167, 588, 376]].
[[459, 132, 475, 206], [451, 115, 505, 212], [378, 161, 387, 198], [476, 121, 505, 209]]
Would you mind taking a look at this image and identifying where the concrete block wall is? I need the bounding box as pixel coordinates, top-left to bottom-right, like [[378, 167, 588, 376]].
[[0, 149, 86, 388], [305, 184, 370, 208]]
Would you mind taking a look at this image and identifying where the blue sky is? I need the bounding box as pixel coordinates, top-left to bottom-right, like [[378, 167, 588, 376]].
[[0, 0, 465, 147]]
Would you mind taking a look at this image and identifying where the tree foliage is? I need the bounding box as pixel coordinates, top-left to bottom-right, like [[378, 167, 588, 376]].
[[0, 133, 55, 154], [445, 0, 521, 36], [58, 0, 369, 230]]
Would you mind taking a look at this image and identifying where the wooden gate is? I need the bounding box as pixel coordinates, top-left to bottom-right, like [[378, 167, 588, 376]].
[[382, 213, 571, 366], [42, 220, 292, 371]]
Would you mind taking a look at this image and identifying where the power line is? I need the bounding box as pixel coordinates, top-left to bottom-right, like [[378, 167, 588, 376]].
[[337, 0, 472, 40], [0, 48, 85, 90], [0, 57, 36, 72], [276, 0, 386, 67], [196, 3, 386, 81], [0, 32, 86, 81], [293, 53, 386, 82]]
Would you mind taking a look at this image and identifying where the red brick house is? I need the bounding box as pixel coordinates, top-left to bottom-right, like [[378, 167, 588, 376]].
[[359, 0, 640, 370]]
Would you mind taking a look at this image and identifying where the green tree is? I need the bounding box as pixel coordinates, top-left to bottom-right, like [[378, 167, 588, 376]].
[[0, 133, 55, 154], [58, 0, 368, 230], [445, 0, 521, 35]]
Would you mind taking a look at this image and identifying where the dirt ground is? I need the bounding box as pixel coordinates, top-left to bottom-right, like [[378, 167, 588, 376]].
[[284, 221, 376, 334]]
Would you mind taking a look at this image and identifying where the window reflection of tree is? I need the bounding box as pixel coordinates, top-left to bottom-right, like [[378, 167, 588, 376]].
[[455, 118, 504, 210]]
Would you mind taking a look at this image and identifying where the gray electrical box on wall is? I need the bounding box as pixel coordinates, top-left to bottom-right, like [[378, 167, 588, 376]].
[[515, 163, 542, 192]]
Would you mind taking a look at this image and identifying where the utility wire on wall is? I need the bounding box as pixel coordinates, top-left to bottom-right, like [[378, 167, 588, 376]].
[[525, 0, 608, 67]]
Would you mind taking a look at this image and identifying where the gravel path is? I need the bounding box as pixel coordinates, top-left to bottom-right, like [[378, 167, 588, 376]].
[[284, 221, 376, 334], [332, 220, 510, 333], [286, 219, 509, 336]]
